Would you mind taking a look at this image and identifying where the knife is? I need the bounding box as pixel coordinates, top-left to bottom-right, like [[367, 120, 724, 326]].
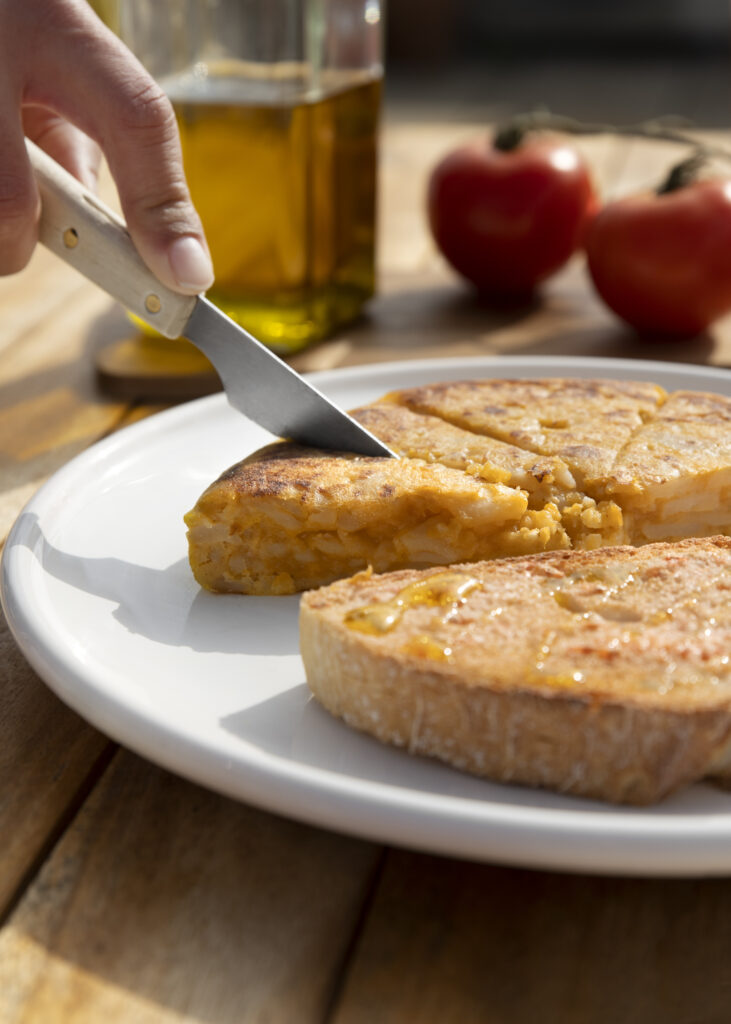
[[26, 139, 395, 458]]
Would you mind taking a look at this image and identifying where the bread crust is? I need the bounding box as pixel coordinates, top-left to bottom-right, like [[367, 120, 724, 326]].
[[300, 537, 731, 804]]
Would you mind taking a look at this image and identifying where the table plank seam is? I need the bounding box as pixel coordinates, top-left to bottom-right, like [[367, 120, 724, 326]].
[[321, 846, 388, 1024], [0, 742, 117, 928]]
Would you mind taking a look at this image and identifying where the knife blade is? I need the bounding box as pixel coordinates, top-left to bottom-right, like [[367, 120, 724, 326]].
[[182, 296, 394, 454], [26, 139, 395, 458]]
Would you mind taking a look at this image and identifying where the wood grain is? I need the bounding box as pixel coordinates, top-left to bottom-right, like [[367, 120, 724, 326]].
[[0, 163, 152, 923], [0, 607, 112, 918], [330, 850, 731, 1024], [0, 259, 128, 922], [0, 752, 381, 1024], [3, 122, 731, 1023], [0, 287, 129, 539]]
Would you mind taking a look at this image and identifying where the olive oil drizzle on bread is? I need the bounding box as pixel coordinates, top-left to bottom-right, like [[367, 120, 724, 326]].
[[300, 537, 731, 804]]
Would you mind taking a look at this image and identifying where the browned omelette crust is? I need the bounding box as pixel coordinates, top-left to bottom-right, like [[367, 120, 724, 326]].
[[609, 389, 731, 490], [185, 378, 731, 594], [350, 402, 577, 501], [300, 537, 731, 804], [186, 442, 531, 594], [384, 377, 665, 489]]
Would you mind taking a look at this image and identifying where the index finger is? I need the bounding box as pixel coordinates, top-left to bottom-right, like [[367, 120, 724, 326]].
[[23, 0, 214, 294]]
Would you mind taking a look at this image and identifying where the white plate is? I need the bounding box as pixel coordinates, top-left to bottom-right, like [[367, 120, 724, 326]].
[[4, 355, 731, 877]]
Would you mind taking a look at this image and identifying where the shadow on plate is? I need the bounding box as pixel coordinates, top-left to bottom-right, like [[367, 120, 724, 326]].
[[15, 513, 731, 819], [12, 511, 300, 656], [220, 686, 731, 816]]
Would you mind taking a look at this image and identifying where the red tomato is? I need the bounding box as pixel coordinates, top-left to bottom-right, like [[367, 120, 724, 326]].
[[427, 135, 597, 298], [586, 178, 731, 336]]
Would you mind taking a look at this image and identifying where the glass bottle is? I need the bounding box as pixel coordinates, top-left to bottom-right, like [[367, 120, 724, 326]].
[[119, 0, 383, 353]]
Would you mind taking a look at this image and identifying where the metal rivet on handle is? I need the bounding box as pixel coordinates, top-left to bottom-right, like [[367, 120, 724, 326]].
[[63, 228, 78, 249], [145, 293, 162, 314]]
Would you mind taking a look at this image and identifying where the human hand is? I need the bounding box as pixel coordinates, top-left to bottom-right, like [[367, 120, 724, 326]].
[[0, 0, 214, 294]]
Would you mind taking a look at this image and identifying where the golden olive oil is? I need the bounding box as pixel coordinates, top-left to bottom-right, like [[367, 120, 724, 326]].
[[168, 72, 380, 352]]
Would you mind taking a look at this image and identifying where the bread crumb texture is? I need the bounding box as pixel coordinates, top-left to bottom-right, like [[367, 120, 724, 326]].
[[300, 537, 731, 804]]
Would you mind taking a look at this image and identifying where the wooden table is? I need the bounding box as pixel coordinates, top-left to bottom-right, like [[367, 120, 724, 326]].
[[2, 122, 731, 1024]]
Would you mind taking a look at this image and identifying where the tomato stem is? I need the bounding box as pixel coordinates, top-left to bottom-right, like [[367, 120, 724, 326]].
[[493, 109, 731, 166], [656, 154, 707, 194], [493, 121, 528, 151]]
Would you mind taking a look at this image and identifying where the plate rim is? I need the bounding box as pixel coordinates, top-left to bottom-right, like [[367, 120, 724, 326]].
[[5, 353, 731, 876]]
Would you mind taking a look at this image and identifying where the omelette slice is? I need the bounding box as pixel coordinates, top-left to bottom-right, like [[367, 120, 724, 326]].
[[350, 401, 576, 503], [353, 396, 625, 550], [387, 377, 665, 490], [607, 389, 731, 544], [185, 378, 731, 595], [185, 444, 534, 594]]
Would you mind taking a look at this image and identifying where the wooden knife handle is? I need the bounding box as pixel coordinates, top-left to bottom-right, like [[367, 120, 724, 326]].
[[26, 138, 196, 339]]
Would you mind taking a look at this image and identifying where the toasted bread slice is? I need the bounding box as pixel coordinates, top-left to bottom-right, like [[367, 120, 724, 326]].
[[300, 536, 731, 804]]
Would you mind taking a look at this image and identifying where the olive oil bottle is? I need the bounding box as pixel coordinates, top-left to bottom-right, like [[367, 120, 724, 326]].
[[167, 69, 380, 353]]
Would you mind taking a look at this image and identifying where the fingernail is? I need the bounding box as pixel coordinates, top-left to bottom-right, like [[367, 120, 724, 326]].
[[168, 236, 214, 292], [79, 163, 100, 193]]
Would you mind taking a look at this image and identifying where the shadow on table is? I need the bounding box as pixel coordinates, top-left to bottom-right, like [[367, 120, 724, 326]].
[[348, 281, 544, 350], [8, 745, 379, 1024], [503, 323, 718, 364], [0, 304, 136, 503], [341, 277, 722, 368], [10, 511, 299, 655]]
